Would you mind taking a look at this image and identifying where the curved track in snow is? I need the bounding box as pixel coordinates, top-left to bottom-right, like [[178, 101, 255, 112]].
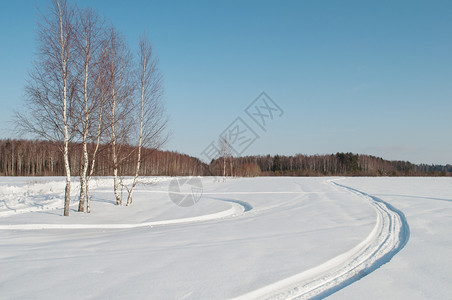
[[0, 199, 249, 231], [234, 181, 410, 299]]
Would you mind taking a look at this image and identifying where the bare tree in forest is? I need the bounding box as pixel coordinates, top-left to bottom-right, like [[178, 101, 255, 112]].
[[219, 137, 230, 180], [85, 104, 104, 213], [223, 134, 237, 178], [104, 27, 134, 206], [124, 35, 167, 206], [85, 61, 109, 213], [229, 152, 234, 177], [17, 0, 76, 216], [73, 7, 107, 212]]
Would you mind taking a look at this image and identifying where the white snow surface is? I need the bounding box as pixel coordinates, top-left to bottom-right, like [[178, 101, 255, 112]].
[[0, 176, 450, 299]]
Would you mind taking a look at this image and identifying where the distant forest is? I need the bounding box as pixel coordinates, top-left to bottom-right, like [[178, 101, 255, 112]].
[[1, 139, 451, 177], [0, 139, 204, 177]]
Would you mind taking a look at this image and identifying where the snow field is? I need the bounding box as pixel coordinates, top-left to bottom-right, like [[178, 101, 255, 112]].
[[0, 177, 450, 299]]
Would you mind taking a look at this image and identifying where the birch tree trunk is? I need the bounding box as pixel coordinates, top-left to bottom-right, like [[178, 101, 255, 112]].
[[125, 35, 166, 205], [74, 7, 105, 212], [223, 155, 226, 178], [56, 0, 73, 217], [126, 39, 146, 206], [86, 103, 104, 213], [220, 138, 227, 180], [104, 27, 134, 206], [111, 91, 122, 206], [78, 60, 89, 212]]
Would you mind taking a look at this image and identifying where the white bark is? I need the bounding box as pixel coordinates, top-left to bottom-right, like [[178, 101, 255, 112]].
[[104, 28, 135, 206], [78, 59, 89, 212], [57, 0, 72, 217], [124, 36, 166, 205], [111, 90, 121, 205], [220, 137, 227, 180], [223, 154, 226, 178], [86, 104, 104, 213], [126, 43, 146, 206]]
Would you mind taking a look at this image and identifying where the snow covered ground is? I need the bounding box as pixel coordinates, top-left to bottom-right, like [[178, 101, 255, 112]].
[[331, 177, 452, 300], [0, 177, 450, 299]]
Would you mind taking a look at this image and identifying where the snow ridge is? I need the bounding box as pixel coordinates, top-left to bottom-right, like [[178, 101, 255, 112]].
[[0, 200, 248, 230], [234, 181, 410, 299]]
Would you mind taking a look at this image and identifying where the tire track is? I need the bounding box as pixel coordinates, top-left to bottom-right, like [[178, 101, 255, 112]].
[[234, 181, 410, 299]]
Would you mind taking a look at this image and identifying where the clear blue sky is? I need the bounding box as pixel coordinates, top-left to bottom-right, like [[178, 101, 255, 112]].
[[0, 0, 451, 164]]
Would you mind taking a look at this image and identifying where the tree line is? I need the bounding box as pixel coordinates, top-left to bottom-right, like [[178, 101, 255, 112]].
[[2, 139, 450, 178], [210, 153, 452, 177], [0, 139, 205, 177]]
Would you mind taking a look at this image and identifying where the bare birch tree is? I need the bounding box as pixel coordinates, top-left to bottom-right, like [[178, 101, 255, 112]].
[[17, 0, 76, 216], [125, 35, 167, 206], [230, 152, 234, 177], [219, 137, 228, 180], [85, 59, 110, 213], [104, 27, 134, 206], [73, 7, 107, 212], [218, 135, 234, 179], [85, 105, 104, 213]]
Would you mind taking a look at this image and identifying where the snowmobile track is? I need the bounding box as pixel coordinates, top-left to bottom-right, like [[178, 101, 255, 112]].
[[234, 180, 410, 300]]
